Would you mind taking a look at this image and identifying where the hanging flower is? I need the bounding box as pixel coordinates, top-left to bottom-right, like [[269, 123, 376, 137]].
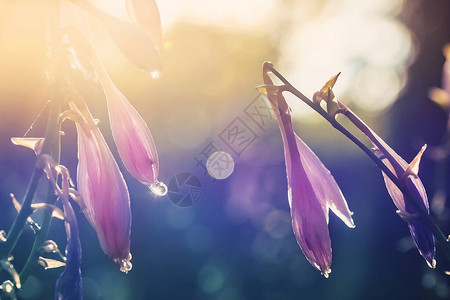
[[91, 56, 167, 196], [67, 98, 132, 273], [260, 63, 355, 277], [64, 28, 167, 196], [315, 77, 436, 268], [347, 110, 435, 267]]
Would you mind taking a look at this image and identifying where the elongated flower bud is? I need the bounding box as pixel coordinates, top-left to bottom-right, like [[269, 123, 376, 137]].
[[69, 100, 132, 272], [339, 101, 436, 268], [65, 29, 167, 196], [262, 62, 355, 277], [90, 50, 166, 196]]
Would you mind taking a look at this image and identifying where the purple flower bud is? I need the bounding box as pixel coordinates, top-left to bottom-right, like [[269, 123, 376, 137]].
[[262, 64, 355, 277], [343, 105, 436, 268], [89, 53, 167, 196], [70, 101, 132, 272]]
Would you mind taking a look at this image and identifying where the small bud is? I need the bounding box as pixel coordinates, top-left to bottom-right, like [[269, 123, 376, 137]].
[[40, 241, 67, 262], [38, 257, 66, 270], [0, 260, 21, 290], [402, 144, 427, 182], [313, 73, 341, 103], [325, 88, 345, 118], [256, 84, 280, 95], [10, 138, 44, 155], [0, 280, 16, 299], [10, 194, 41, 233]]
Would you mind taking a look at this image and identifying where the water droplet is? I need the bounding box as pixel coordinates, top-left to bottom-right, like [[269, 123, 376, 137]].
[[116, 256, 132, 274], [0, 230, 6, 243], [321, 268, 331, 278], [150, 70, 161, 80], [426, 258, 436, 269], [149, 181, 168, 196]]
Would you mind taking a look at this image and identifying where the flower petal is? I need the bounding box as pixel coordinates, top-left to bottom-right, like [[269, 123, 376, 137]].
[[273, 90, 333, 276], [295, 135, 355, 228], [88, 51, 164, 193], [70, 101, 132, 272]]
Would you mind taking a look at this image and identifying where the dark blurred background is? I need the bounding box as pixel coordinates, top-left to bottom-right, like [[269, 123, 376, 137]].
[[0, 0, 450, 299]]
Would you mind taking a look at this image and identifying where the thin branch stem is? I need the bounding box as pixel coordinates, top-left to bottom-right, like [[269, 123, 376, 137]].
[[19, 0, 64, 285]]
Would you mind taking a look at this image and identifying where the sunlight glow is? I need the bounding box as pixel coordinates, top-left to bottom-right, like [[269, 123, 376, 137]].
[[94, 0, 277, 29], [280, 0, 412, 119]]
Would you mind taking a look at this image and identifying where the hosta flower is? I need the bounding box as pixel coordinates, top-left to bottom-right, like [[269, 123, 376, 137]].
[[315, 78, 435, 268], [344, 108, 435, 268], [89, 48, 166, 196], [65, 29, 167, 196], [69, 99, 132, 273], [261, 63, 355, 277]]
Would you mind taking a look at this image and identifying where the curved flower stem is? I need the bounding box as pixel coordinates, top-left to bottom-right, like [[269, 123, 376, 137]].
[[19, 0, 64, 284], [265, 64, 450, 261], [19, 186, 58, 283], [0, 97, 62, 260], [0, 169, 42, 258]]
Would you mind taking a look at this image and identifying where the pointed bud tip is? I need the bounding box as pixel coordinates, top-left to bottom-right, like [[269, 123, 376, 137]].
[[427, 258, 436, 269], [116, 253, 133, 273], [403, 144, 427, 179], [321, 268, 331, 278], [256, 84, 279, 96]]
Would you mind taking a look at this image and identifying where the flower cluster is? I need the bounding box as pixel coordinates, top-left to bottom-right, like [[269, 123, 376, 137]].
[[1, 0, 166, 299]]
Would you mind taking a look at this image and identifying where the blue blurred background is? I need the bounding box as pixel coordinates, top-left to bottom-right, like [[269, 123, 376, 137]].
[[0, 0, 450, 299]]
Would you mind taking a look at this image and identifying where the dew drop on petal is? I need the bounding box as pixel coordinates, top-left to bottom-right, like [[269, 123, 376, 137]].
[[150, 70, 161, 80], [321, 268, 331, 278], [118, 256, 133, 274], [149, 181, 168, 196], [426, 258, 437, 269]]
